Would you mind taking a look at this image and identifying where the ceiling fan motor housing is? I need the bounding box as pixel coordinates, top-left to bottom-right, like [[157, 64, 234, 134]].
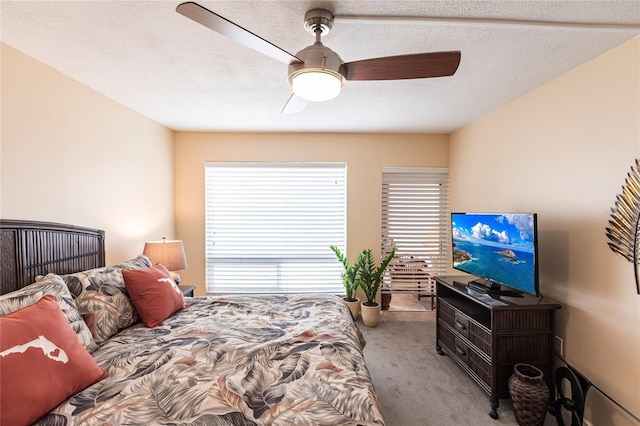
[[288, 43, 346, 86]]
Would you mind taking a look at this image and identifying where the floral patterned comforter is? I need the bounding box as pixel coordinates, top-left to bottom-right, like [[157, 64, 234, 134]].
[[37, 294, 385, 426]]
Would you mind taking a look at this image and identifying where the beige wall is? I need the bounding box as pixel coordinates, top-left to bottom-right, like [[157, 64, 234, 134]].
[[1, 43, 175, 263], [173, 132, 448, 298], [450, 37, 640, 424]]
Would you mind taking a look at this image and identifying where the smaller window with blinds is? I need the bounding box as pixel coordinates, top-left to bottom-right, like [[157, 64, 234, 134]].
[[381, 167, 449, 302], [205, 162, 346, 294]]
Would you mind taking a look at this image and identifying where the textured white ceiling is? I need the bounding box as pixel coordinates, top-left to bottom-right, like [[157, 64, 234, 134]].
[[2, 1, 639, 133]]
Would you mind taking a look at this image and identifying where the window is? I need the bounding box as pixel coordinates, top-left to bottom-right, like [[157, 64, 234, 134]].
[[205, 162, 346, 294], [381, 167, 449, 295]]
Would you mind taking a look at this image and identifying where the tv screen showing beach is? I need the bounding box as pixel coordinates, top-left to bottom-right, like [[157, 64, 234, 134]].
[[451, 213, 537, 295]]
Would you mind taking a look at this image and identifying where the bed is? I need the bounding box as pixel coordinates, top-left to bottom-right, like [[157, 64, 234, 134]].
[[0, 220, 385, 426]]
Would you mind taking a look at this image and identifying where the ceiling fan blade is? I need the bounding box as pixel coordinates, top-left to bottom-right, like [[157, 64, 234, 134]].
[[281, 93, 308, 115], [176, 2, 301, 65], [344, 51, 461, 81]]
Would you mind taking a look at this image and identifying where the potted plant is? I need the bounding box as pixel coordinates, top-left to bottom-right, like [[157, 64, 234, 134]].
[[358, 247, 396, 327], [330, 245, 363, 320]]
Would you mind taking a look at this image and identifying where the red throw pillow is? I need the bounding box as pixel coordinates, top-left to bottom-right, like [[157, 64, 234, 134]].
[[0, 295, 108, 426], [122, 264, 186, 328]]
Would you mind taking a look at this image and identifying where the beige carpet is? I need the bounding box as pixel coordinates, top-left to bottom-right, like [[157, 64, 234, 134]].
[[359, 311, 557, 426]]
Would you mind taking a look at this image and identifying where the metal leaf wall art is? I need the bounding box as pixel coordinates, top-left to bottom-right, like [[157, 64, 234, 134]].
[[606, 158, 640, 294]]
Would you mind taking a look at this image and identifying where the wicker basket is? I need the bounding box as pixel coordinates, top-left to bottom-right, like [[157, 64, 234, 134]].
[[508, 363, 549, 426]]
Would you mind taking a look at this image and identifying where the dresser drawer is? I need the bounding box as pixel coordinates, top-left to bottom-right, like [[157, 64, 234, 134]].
[[469, 349, 492, 389], [438, 319, 456, 352], [468, 321, 492, 356], [454, 311, 471, 338], [439, 323, 470, 366], [438, 298, 474, 339], [453, 336, 470, 365], [438, 299, 456, 327]]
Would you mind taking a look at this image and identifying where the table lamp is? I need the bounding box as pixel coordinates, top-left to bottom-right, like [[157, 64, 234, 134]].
[[143, 237, 188, 283]]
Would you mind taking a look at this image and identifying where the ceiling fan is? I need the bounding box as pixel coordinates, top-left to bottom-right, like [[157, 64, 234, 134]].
[[176, 2, 461, 114]]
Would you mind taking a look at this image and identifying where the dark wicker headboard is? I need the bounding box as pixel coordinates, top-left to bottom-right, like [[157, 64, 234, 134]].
[[0, 220, 105, 295]]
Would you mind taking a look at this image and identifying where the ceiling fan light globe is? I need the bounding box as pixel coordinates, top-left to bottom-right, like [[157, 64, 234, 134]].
[[291, 70, 343, 102]]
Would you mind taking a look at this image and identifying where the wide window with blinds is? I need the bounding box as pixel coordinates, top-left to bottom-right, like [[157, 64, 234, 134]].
[[381, 167, 449, 299], [205, 162, 346, 294]]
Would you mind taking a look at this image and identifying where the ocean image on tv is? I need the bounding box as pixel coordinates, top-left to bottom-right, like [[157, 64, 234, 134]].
[[452, 213, 536, 295]]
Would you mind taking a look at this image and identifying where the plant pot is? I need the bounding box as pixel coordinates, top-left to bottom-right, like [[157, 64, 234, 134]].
[[361, 302, 381, 327], [508, 363, 549, 426], [344, 297, 360, 320]]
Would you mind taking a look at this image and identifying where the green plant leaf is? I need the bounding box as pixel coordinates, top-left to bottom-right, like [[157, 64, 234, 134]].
[[329, 245, 360, 299], [358, 248, 396, 304]]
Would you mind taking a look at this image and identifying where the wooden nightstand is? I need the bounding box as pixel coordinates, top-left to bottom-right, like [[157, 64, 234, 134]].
[[178, 285, 196, 297]]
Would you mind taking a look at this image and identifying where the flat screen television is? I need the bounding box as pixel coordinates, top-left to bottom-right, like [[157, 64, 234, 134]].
[[451, 212, 539, 296]]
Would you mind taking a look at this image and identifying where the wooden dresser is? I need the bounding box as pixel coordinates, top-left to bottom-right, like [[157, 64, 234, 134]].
[[435, 276, 561, 419]]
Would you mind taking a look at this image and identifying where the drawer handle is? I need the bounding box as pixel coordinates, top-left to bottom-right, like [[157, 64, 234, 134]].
[[455, 346, 466, 356], [455, 321, 467, 330]]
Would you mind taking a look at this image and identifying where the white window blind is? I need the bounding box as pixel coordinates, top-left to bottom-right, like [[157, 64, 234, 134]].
[[205, 162, 346, 294], [381, 167, 449, 295]]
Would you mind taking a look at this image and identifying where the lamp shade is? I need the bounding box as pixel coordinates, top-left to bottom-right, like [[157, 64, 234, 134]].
[[143, 238, 188, 271]]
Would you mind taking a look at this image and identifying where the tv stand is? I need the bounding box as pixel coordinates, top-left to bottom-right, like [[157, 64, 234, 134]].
[[468, 279, 524, 297], [435, 275, 561, 419]]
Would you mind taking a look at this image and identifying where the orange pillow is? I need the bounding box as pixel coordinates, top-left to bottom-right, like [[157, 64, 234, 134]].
[[0, 295, 108, 426], [122, 264, 186, 328]]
